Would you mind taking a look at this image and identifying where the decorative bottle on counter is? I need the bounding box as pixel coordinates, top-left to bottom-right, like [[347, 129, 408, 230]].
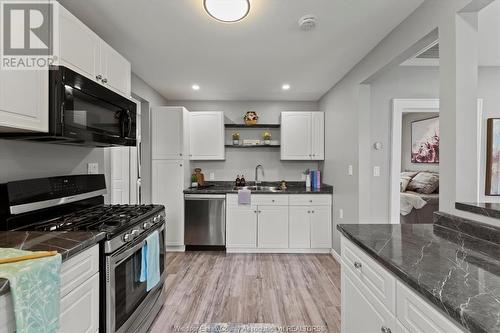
[[241, 175, 246, 186], [236, 175, 241, 187], [305, 173, 311, 190]]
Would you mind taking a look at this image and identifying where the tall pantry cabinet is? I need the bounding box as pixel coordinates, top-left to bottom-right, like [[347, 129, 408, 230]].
[[151, 107, 190, 250]]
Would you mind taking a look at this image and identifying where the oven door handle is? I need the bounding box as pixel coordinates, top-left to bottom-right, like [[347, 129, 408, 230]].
[[111, 223, 165, 266]]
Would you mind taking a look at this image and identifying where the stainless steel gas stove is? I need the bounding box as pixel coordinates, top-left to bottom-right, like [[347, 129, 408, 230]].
[[0, 174, 166, 333]]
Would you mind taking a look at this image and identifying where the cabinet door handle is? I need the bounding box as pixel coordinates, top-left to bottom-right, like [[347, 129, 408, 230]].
[[271, 199, 275, 203], [96, 74, 102, 81], [254, 210, 257, 213], [354, 262, 362, 269], [381, 327, 392, 333], [311, 210, 315, 213], [307, 211, 311, 214]]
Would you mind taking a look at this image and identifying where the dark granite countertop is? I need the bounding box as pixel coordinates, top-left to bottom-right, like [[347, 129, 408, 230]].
[[338, 212, 500, 333], [456, 202, 500, 220], [183, 181, 333, 195], [0, 231, 105, 296]]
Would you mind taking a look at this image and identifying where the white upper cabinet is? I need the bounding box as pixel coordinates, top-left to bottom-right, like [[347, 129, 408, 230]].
[[281, 112, 325, 160], [152, 107, 189, 160], [58, 3, 131, 97], [59, 5, 100, 81], [100, 41, 131, 96], [189, 112, 225, 160], [0, 70, 48, 132], [311, 112, 325, 160]]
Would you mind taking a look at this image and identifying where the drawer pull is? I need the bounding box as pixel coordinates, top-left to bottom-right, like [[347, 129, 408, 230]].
[[272, 200, 275, 202], [381, 327, 392, 333], [354, 262, 362, 269]]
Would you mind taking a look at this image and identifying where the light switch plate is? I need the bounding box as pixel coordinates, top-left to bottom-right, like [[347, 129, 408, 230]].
[[348, 165, 353, 176], [373, 166, 381, 177], [87, 163, 99, 174], [339, 209, 344, 219]]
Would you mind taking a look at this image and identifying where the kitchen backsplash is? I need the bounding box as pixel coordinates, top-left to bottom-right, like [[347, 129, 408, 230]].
[[191, 148, 319, 182], [0, 140, 104, 183]]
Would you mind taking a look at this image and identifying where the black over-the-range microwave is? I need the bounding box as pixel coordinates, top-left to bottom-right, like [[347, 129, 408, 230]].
[[0, 66, 137, 147]]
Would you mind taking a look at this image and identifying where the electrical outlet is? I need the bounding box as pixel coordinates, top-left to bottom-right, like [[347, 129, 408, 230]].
[[209, 172, 215, 180], [348, 165, 353, 176], [87, 163, 99, 174], [373, 166, 381, 177], [339, 209, 344, 219]]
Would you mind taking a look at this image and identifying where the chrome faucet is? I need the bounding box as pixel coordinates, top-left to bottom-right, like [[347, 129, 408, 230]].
[[255, 165, 264, 185]]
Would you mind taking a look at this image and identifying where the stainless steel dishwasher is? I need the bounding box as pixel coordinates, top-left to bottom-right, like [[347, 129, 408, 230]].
[[184, 194, 226, 250]]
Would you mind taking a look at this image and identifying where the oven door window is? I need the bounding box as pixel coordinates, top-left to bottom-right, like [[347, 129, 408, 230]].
[[64, 85, 127, 137], [114, 232, 165, 330]]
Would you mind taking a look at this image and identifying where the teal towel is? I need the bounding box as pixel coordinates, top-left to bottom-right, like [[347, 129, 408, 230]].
[[0, 248, 61, 333], [139, 230, 160, 291]]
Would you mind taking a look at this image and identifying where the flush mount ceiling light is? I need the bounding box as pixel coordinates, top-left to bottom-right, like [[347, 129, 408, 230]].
[[192, 84, 200, 91], [204, 0, 250, 23], [282, 84, 291, 91]]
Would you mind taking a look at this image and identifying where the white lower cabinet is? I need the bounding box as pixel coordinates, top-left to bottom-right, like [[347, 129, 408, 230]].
[[310, 205, 332, 248], [0, 245, 100, 333], [341, 237, 465, 333], [226, 194, 332, 252], [342, 268, 395, 333], [59, 273, 99, 333], [257, 206, 288, 249], [289, 206, 311, 248], [226, 203, 257, 248]]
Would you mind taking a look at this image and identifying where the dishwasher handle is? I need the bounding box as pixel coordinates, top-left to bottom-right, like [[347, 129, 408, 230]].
[[184, 194, 226, 200]]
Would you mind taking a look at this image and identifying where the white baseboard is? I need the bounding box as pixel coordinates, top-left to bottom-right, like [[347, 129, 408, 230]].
[[330, 248, 341, 263], [226, 248, 331, 254], [166, 246, 185, 252]]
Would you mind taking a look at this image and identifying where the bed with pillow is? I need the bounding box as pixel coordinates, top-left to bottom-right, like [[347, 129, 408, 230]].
[[400, 171, 439, 224]]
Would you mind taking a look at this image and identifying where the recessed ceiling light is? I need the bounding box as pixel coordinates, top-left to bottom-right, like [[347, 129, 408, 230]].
[[204, 0, 250, 23], [192, 84, 200, 91], [282, 84, 291, 91]]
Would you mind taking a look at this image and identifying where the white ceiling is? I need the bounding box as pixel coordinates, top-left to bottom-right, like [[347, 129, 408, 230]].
[[58, 0, 424, 101]]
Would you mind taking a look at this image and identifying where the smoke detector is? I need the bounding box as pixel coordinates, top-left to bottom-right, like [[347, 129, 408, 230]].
[[298, 15, 317, 31]]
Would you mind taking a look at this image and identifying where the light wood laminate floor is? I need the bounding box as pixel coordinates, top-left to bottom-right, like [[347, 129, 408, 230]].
[[150, 252, 341, 333]]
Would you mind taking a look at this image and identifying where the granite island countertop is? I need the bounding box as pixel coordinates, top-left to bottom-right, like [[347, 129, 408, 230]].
[[183, 181, 333, 195], [338, 212, 500, 333], [0, 231, 105, 296]]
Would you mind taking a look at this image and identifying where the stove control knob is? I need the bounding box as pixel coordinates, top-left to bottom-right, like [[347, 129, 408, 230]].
[[131, 229, 140, 238], [153, 216, 159, 224], [123, 233, 132, 242], [142, 222, 152, 230]]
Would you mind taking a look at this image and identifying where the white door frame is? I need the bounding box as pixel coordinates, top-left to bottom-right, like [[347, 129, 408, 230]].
[[390, 99, 440, 224]]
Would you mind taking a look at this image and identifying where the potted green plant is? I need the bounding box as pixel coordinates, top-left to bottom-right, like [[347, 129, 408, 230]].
[[232, 132, 240, 145], [262, 131, 272, 145]]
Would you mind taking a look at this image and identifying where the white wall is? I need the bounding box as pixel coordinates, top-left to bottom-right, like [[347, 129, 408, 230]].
[[166, 100, 320, 181], [319, 0, 484, 253], [401, 112, 440, 173]]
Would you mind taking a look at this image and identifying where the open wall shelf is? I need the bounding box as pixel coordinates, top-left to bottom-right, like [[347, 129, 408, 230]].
[[225, 144, 281, 148], [224, 124, 280, 129]]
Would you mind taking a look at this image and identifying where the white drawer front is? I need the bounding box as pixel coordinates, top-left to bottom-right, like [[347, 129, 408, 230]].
[[341, 237, 395, 313], [252, 195, 289, 206], [61, 245, 99, 298], [396, 281, 465, 333], [228, 194, 288, 206], [289, 195, 331, 206]]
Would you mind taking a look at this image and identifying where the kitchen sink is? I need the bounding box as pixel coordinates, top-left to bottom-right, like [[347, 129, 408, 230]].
[[233, 186, 285, 192]]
